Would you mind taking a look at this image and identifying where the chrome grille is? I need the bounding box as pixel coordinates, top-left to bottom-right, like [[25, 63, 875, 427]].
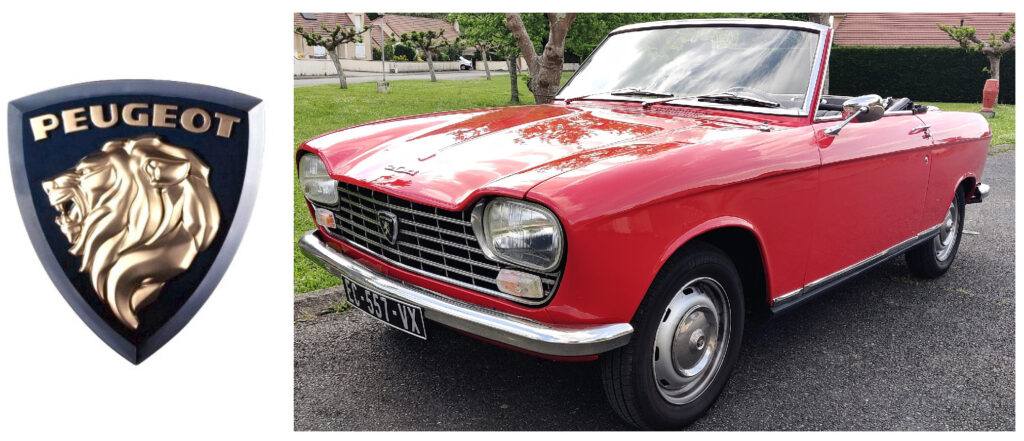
[[320, 182, 560, 303]]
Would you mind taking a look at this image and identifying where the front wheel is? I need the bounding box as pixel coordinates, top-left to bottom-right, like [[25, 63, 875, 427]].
[[906, 188, 965, 278], [601, 242, 745, 429]]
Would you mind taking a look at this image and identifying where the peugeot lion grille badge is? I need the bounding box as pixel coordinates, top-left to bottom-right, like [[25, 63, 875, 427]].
[[8, 80, 264, 363], [376, 211, 399, 245]]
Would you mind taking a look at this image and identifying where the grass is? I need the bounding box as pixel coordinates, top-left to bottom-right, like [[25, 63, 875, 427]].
[[293, 73, 570, 294], [292, 80, 1013, 294], [920, 102, 1015, 146]]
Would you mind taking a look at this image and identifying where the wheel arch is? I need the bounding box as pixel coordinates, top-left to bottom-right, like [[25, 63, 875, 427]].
[[652, 218, 772, 318], [957, 174, 978, 201]]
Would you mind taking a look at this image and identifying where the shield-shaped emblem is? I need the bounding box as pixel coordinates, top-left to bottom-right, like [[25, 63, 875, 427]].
[[376, 211, 399, 245], [8, 80, 263, 363]]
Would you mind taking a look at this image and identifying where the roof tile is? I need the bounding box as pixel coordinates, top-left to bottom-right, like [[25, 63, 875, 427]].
[[834, 13, 1015, 47]]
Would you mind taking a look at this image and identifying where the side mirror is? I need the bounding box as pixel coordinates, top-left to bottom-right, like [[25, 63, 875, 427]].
[[826, 94, 884, 136]]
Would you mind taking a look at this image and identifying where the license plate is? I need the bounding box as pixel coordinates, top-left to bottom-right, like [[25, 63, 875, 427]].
[[342, 277, 427, 339]]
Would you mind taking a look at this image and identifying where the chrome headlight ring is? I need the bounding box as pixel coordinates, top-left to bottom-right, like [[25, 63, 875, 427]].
[[471, 197, 565, 273]]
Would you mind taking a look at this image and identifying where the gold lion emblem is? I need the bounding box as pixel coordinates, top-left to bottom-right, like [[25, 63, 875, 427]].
[[42, 135, 220, 330]]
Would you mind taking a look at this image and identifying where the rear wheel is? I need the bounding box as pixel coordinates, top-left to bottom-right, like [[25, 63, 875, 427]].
[[601, 242, 744, 429], [906, 188, 965, 278]]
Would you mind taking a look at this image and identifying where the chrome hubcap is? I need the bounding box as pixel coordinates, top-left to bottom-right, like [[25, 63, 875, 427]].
[[652, 277, 731, 404], [934, 200, 959, 262]]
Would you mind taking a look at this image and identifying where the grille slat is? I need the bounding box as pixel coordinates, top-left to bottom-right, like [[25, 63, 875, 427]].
[[322, 182, 560, 303], [338, 186, 472, 226]]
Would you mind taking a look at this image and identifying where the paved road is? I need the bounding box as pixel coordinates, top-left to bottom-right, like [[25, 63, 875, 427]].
[[295, 70, 505, 87], [294, 150, 1015, 431]]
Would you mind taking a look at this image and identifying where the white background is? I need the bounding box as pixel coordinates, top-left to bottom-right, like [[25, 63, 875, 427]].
[[0, 0, 1020, 439]]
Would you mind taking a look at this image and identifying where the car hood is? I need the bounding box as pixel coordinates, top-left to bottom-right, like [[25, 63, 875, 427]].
[[303, 104, 780, 211]]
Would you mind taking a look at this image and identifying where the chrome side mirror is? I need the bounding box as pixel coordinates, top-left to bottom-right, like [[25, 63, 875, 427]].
[[825, 94, 884, 136]]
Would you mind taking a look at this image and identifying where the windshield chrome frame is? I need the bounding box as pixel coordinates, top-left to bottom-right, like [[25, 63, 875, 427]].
[[556, 19, 830, 118]]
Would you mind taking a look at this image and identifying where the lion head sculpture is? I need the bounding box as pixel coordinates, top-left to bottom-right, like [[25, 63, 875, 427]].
[[41, 135, 220, 330]]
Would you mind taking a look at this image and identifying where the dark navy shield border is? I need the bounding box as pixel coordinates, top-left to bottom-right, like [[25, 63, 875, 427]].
[[8, 80, 263, 364]]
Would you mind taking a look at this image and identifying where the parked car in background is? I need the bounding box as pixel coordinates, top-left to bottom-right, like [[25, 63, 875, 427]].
[[297, 19, 990, 429], [458, 56, 472, 70]]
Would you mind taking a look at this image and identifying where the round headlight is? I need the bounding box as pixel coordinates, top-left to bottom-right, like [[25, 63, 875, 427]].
[[473, 198, 564, 272], [298, 153, 338, 205]]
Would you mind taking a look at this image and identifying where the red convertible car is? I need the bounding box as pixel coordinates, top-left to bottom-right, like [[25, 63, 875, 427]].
[[297, 19, 990, 428]]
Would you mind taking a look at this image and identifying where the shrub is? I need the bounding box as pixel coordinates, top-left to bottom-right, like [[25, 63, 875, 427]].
[[393, 43, 417, 62], [829, 46, 1015, 104]]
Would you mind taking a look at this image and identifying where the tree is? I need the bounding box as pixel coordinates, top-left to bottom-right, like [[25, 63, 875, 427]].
[[450, 13, 506, 80], [400, 29, 449, 82], [295, 24, 367, 89], [505, 13, 577, 104], [939, 21, 1015, 82], [493, 32, 523, 103]]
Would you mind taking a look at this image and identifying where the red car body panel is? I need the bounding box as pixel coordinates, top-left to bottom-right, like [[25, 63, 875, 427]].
[[298, 25, 990, 332]]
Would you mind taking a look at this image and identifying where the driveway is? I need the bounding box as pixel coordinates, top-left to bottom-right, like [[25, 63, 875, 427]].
[[295, 70, 506, 87], [294, 150, 1015, 431]]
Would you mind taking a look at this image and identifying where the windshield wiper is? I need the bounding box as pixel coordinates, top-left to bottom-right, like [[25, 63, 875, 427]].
[[687, 92, 780, 108], [564, 87, 674, 104]]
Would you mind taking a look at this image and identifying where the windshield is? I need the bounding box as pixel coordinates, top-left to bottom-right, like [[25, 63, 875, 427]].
[[558, 25, 822, 113]]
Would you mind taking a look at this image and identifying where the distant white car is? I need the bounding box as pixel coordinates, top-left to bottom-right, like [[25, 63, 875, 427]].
[[458, 56, 472, 70]]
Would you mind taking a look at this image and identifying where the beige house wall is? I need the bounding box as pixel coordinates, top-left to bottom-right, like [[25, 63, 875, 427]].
[[293, 12, 372, 60]]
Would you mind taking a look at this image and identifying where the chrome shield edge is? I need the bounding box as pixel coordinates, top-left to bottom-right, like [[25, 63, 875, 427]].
[[298, 230, 633, 357]]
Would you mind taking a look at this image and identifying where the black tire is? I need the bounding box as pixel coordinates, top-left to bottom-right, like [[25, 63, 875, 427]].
[[906, 187, 966, 278], [601, 241, 745, 429]]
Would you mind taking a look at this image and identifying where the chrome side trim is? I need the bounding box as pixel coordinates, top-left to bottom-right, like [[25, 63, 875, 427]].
[[298, 231, 633, 357], [772, 223, 942, 309], [772, 288, 803, 304]]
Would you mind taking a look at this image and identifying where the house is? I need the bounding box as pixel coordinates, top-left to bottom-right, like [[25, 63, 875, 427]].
[[293, 12, 372, 60], [832, 13, 1016, 47], [368, 14, 461, 52]]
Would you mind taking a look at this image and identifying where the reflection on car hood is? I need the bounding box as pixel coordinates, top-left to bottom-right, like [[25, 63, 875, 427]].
[[304, 104, 778, 210]]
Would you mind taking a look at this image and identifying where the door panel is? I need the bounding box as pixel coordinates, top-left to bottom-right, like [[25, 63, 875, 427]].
[[806, 114, 932, 284]]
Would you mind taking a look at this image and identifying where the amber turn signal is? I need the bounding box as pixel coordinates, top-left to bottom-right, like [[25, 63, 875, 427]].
[[314, 207, 336, 229], [495, 269, 544, 299]]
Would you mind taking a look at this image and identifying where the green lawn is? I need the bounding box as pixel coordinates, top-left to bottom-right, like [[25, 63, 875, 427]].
[[294, 74, 567, 294], [921, 102, 1015, 146], [293, 80, 1014, 294]]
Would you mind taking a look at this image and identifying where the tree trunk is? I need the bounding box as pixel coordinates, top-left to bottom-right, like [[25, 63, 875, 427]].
[[426, 51, 436, 82], [988, 54, 1001, 81], [505, 13, 577, 104], [482, 47, 491, 80], [328, 50, 348, 89], [988, 54, 1001, 107], [507, 58, 519, 104]]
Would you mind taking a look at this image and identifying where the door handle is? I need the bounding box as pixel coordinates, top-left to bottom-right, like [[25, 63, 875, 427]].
[[909, 125, 931, 137]]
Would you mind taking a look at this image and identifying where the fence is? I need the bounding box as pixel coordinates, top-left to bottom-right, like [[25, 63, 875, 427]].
[[294, 59, 464, 76]]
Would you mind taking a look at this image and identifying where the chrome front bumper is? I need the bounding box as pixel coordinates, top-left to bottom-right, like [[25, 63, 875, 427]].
[[968, 183, 990, 204], [298, 231, 633, 357]]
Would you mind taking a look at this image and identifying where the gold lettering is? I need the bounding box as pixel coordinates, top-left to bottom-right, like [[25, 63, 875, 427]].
[[89, 104, 118, 128], [61, 108, 88, 134], [181, 108, 211, 133], [122, 103, 149, 126], [153, 104, 178, 128], [213, 112, 242, 138], [29, 114, 60, 141]]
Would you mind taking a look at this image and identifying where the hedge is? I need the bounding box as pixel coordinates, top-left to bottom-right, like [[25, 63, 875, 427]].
[[828, 46, 1015, 104]]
